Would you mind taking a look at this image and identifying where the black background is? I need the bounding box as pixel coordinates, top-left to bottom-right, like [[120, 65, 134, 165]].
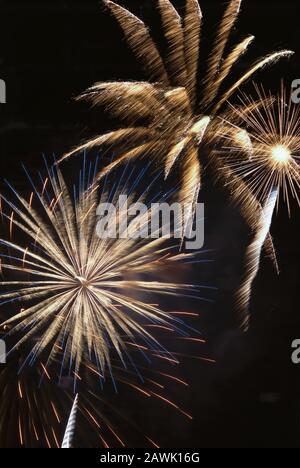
[[1, 0, 300, 448]]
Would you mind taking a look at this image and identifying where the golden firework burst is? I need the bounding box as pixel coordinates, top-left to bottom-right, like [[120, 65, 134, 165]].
[[59, 0, 292, 230], [220, 85, 300, 213], [217, 85, 300, 328], [0, 163, 203, 377]]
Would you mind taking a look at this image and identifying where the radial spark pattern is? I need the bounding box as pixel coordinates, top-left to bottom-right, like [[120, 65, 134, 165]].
[[220, 86, 300, 213], [0, 163, 203, 376]]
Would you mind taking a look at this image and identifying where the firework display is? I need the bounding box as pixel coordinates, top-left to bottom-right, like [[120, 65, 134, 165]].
[[0, 0, 299, 449], [218, 86, 300, 326], [59, 0, 293, 297], [0, 163, 202, 376], [0, 161, 208, 447], [0, 348, 199, 448], [60, 0, 292, 226]]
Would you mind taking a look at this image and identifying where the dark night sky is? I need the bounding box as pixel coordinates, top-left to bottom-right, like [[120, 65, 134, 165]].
[[1, 0, 300, 448]]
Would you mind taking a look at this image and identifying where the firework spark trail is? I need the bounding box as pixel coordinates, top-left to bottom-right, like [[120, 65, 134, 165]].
[[213, 50, 294, 113], [0, 162, 207, 379], [183, 0, 202, 107], [62, 394, 78, 448], [210, 120, 278, 274], [202, 0, 242, 107], [0, 358, 65, 448], [58, 0, 292, 256], [0, 344, 208, 448], [75, 350, 205, 448], [237, 188, 278, 330]]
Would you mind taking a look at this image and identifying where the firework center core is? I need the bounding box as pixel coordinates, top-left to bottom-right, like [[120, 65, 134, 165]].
[[270, 145, 291, 165], [75, 276, 91, 288]]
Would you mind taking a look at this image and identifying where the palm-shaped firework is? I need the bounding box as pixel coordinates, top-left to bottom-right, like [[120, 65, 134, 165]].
[[57, 0, 293, 291], [55, 0, 296, 332], [60, 0, 292, 223]]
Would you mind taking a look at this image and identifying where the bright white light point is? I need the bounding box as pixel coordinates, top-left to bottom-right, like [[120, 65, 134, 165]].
[[236, 130, 249, 144], [191, 116, 210, 134], [270, 145, 291, 164]]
